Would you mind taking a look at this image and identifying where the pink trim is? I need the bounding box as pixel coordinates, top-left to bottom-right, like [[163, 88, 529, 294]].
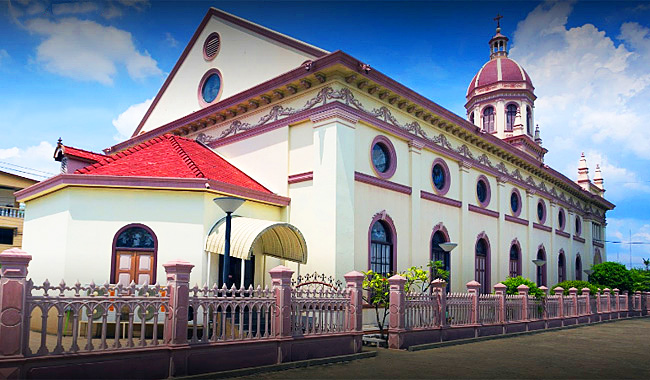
[[370, 135, 397, 179], [505, 214, 529, 226], [420, 190, 462, 208], [558, 208, 566, 231], [110, 224, 158, 285], [510, 188, 522, 217], [573, 235, 586, 244], [131, 8, 326, 137], [555, 230, 570, 238], [202, 32, 221, 61], [15, 174, 290, 206], [533, 223, 552, 232], [476, 175, 491, 208], [475, 232, 491, 293], [537, 199, 547, 224], [288, 171, 313, 184], [431, 222, 450, 243], [431, 158, 451, 196], [198, 69, 224, 108], [354, 172, 411, 195], [368, 211, 397, 273], [468, 204, 499, 218]]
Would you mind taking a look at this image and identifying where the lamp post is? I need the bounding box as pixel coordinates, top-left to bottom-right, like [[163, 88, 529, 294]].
[[436, 242, 457, 292], [532, 259, 546, 286], [213, 196, 246, 287]]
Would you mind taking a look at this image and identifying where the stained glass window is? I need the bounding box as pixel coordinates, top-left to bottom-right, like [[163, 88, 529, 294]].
[[372, 143, 390, 173], [432, 164, 446, 191], [116, 227, 155, 249]]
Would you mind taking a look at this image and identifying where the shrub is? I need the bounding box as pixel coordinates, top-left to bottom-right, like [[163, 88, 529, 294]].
[[500, 276, 545, 298], [591, 262, 633, 292], [549, 281, 605, 295], [629, 269, 650, 292]]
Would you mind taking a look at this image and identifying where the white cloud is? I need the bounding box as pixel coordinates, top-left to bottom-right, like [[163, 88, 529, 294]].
[[112, 98, 153, 139], [102, 5, 122, 20], [26, 17, 162, 85], [165, 32, 178, 48], [52, 1, 99, 16], [0, 49, 9, 65], [510, 0, 650, 167], [605, 218, 650, 268], [0, 141, 59, 180]]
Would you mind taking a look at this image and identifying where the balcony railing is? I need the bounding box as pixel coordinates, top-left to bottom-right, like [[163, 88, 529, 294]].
[[0, 206, 24, 219]]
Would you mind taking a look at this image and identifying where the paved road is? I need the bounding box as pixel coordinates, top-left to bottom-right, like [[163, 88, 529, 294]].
[[235, 318, 650, 379]]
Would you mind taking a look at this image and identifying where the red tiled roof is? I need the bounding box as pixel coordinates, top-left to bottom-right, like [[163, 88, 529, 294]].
[[467, 57, 533, 97], [75, 134, 271, 193], [64, 146, 109, 162]]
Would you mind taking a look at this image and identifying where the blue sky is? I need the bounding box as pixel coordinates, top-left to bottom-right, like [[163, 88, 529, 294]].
[[1, 0, 650, 266]]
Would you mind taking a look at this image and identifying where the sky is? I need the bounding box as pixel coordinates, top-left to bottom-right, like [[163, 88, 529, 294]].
[[1, 0, 650, 267]]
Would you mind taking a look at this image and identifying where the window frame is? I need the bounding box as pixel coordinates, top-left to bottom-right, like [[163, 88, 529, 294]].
[[558, 208, 566, 231], [505, 103, 517, 132], [510, 188, 522, 217], [110, 224, 158, 285], [370, 135, 397, 179], [537, 199, 547, 224], [476, 175, 491, 208], [575, 254, 583, 281], [368, 213, 397, 277], [431, 158, 451, 196], [509, 239, 522, 278], [474, 232, 491, 294], [430, 225, 451, 292], [482, 106, 495, 133], [198, 68, 224, 107], [536, 246, 547, 287], [558, 250, 566, 283]]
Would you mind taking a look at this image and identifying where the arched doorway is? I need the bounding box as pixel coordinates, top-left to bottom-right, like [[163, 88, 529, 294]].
[[475, 233, 490, 294], [111, 224, 157, 285]]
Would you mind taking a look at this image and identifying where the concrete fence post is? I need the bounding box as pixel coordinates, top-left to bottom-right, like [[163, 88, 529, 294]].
[[596, 290, 602, 313], [517, 284, 529, 321], [635, 291, 642, 312], [554, 287, 564, 318], [539, 286, 548, 319], [568, 287, 578, 317], [388, 275, 406, 349], [644, 291, 650, 314], [432, 279, 447, 327], [466, 281, 481, 324], [493, 283, 506, 323], [603, 288, 611, 313], [269, 265, 294, 338], [163, 260, 194, 345], [582, 288, 591, 315], [613, 289, 620, 313], [0, 248, 32, 358], [344, 271, 364, 332]]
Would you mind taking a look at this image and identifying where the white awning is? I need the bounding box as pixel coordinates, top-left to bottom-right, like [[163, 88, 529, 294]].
[[205, 216, 307, 264]]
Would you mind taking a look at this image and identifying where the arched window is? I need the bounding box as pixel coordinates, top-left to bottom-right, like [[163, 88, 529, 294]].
[[509, 243, 521, 278], [431, 230, 450, 291], [475, 235, 490, 294], [111, 224, 157, 285], [370, 219, 394, 277], [505, 104, 517, 131], [526, 106, 532, 135], [558, 251, 566, 283], [483, 106, 495, 133], [469, 112, 475, 125], [536, 248, 547, 287], [575, 254, 583, 280]]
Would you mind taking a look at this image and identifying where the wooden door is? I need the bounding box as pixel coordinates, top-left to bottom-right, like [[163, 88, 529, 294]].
[[114, 250, 154, 285]]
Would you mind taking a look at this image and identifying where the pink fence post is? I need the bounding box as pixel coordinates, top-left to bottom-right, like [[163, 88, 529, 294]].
[[635, 291, 642, 312], [554, 287, 564, 318], [538, 286, 548, 319], [493, 283, 506, 324], [269, 265, 294, 338], [432, 279, 447, 326], [645, 292, 650, 313], [613, 289, 620, 312], [388, 275, 406, 349], [163, 260, 194, 345], [344, 271, 364, 332], [568, 287, 578, 317], [466, 281, 481, 324], [0, 248, 32, 357], [517, 284, 529, 321], [582, 288, 591, 314], [596, 290, 602, 313], [603, 288, 611, 312]]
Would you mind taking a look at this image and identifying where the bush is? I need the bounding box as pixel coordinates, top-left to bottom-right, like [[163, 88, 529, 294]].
[[591, 262, 633, 292], [501, 276, 545, 298], [550, 281, 605, 295], [630, 269, 650, 292]]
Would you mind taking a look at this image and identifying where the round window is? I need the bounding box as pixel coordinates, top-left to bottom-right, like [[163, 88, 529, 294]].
[[203, 32, 221, 60], [510, 192, 519, 214], [575, 216, 581, 235], [201, 73, 221, 104], [372, 143, 391, 173], [558, 209, 565, 230], [537, 201, 545, 223], [432, 164, 446, 191], [477, 179, 488, 204]]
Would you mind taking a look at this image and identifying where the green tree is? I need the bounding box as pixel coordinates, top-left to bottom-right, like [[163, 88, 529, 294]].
[[643, 258, 650, 271], [590, 262, 633, 292], [501, 276, 545, 298], [550, 281, 605, 295], [629, 268, 650, 292]]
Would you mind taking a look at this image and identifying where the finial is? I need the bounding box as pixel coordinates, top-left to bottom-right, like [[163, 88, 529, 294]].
[[494, 14, 503, 32]]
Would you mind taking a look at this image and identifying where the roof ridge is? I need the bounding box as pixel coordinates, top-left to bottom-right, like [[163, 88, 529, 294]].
[[76, 136, 167, 174], [64, 145, 108, 157], [167, 135, 205, 179]]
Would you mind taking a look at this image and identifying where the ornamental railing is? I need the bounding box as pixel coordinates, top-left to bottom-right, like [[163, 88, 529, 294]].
[[404, 292, 440, 329], [446, 293, 474, 326], [290, 287, 351, 336], [0, 206, 24, 218], [505, 295, 524, 322], [478, 294, 500, 324]]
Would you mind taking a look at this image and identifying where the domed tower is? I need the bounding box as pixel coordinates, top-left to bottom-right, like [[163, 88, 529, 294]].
[[465, 16, 546, 161]]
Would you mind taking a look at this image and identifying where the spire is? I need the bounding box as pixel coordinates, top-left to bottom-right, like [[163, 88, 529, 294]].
[[594, 164, 604, 192], [577, 152, 590, 190], [534, 124, 542, 145], [489, 14, 509, 59]]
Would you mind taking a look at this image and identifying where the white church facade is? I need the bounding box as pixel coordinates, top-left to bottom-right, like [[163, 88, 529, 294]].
[[16, 8, 613, 295]]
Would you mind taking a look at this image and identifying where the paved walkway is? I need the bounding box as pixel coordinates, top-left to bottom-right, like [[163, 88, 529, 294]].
[[235, 318, 650, 379]]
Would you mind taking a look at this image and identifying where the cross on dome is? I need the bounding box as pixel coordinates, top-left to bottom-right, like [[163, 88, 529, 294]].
[[494, 14, 503, 32], [489, 14, 509, 59]]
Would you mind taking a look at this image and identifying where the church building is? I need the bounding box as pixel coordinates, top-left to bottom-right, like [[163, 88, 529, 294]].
[[16, 8, 613, 296]]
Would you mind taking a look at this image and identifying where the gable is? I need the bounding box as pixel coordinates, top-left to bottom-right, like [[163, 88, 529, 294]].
[[134, 8, 327, 137]]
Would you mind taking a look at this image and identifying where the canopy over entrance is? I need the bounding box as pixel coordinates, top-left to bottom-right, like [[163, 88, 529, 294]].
[[205, 217, 307, 264]]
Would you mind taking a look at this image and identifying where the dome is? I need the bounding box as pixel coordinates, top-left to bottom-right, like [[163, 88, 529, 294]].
[[466, 57, 533, 97]]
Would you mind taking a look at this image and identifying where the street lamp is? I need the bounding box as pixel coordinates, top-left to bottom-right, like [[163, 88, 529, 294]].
[[439, 242, 458, 253], [213, 196, 246, 287], [532, 259, 546, 267]]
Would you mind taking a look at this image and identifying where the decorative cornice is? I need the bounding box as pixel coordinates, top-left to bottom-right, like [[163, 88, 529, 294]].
[[533, 223, 552, 232], [288, 171, 314, 184], [354, 172, 412, 195], [468, 204, 499, 218], [420, 190, 462, 208], [555, 230, 570, 239], [310, 108, 359, 126], [505, 214, 529, 226]]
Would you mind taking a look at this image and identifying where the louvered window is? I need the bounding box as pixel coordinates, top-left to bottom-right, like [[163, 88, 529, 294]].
[[204, 33, 221, 59]]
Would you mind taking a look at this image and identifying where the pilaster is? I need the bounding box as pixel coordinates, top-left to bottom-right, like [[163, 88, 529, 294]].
[[525, 189, 535, 280], [408, 140, 423, 269], [496, 177, 507, 284], [458, 161, 472, 290]]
